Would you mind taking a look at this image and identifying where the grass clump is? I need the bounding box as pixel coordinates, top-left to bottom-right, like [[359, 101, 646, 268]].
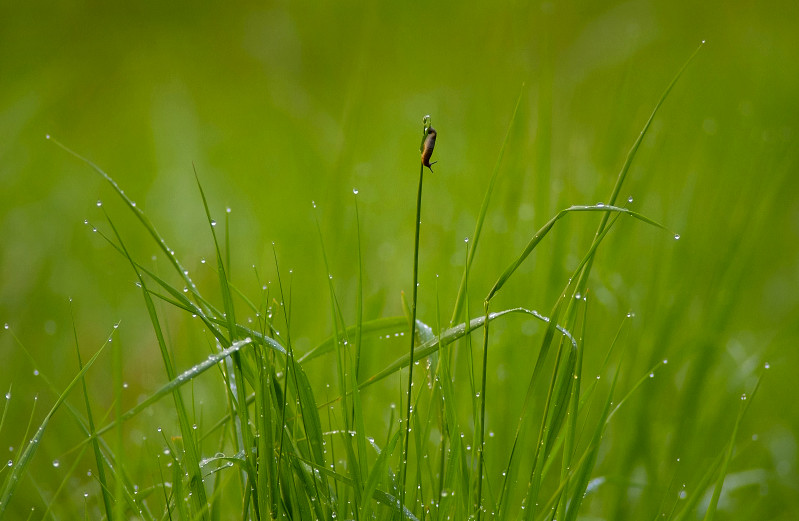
[[0, 42, 764, 521]]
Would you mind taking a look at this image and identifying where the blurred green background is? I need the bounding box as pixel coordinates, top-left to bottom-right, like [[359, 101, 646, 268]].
[[1, 0, 797, 519]]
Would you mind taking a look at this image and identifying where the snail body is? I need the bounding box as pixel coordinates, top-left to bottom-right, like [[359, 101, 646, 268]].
[[421, 127, 437, 171]]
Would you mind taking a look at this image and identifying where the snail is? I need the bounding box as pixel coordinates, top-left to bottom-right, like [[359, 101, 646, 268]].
[[421, 127, 437, 172]]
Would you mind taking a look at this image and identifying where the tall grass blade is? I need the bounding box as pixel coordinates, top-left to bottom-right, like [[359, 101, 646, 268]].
[[450, 85, 525, 326], [72, 306, 114, 521], [574, 41, 704, 296], [103, 210, 209, 519]]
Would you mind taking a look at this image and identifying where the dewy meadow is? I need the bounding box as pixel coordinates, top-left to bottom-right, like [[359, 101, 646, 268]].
[[1, 4, 797, 521]]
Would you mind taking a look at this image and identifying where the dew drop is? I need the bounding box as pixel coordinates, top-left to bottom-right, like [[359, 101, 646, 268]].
[[33, 369, 39, 376], [353, 188, 359, 195], [210, 220, 217, 227], [52, 460, 60, 468], [45, 134, 50, 139], [674, 234, 681, 240], [96, 200, 102, 207], [226, 207, 231, 213], [3, 324, 8, 330], [627, 196, 634, 203], [649, 373, 654, 378], [764, 362, 770, 369]]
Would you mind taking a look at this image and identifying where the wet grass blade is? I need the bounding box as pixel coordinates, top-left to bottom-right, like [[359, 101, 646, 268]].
[[361, 308, 578, 392], [93, 339, 254, 438], [72, 305, 114, 521], [103, 210, 210, 519], [486, 204, 668, 302], [702, 377, 762, 521], [0, 332, 110, 518], [573, 41, 704, 296]]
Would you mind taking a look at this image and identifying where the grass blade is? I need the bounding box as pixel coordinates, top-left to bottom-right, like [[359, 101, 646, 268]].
[[0, 333, 110, 517], [450, 84, 525, 326]]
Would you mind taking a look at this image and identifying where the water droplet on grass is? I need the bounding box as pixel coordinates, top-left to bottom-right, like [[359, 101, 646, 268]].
[[96, 200, 102, 207], [353, 188, 359, 194], [52, 460, 60, 468], [764, 362, 770, 369], [210, 220, 217, 227], [674, 234, 681, 240]]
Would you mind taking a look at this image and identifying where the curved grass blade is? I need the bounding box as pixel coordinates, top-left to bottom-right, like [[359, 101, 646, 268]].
[[299, 317, 407, 364], [92, 338, 253, 438], [48, 137, 211, 316], [361, 308, 577, 391], [486, 204, 668, 302]]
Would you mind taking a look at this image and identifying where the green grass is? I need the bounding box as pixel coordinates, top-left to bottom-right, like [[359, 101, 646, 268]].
[[0, 42, 776, 520], [3, 3, 798, 518]]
